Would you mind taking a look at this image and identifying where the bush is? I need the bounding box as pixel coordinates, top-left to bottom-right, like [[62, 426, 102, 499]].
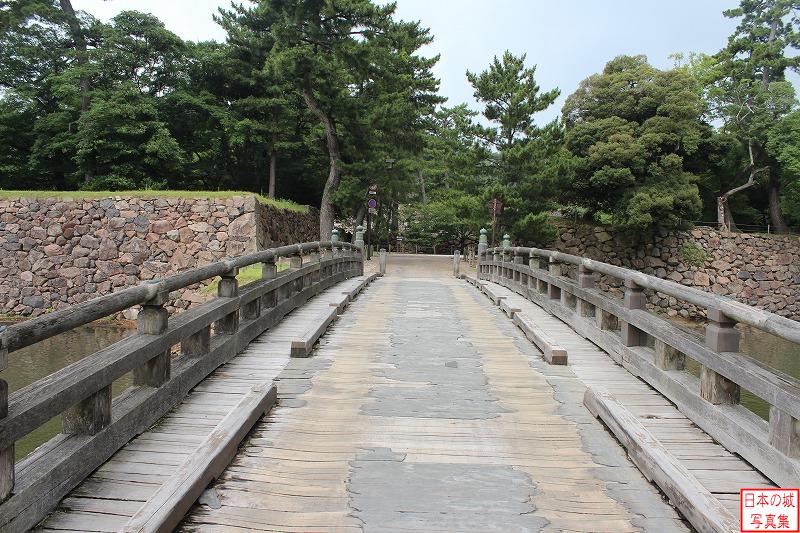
[[680, 242, 709, 266]]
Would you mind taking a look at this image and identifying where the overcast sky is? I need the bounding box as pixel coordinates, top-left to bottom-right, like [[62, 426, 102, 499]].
[[73, 0, 740, 123]]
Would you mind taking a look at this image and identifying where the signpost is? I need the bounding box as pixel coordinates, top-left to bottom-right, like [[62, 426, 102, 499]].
[[366, 185, 378, 260], [487, 198, 502, 246]]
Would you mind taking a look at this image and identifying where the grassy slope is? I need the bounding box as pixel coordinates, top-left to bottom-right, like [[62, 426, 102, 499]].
[[0, 190, 309, 213]]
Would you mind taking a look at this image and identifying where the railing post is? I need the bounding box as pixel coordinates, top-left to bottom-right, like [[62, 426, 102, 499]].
[[133, 284, 171, 387], [477, 228, 487, 279], [620, 279, 646, 346], [261, 257, 278, 308], [182, 325, 210, 359], [321, 245, 333, 279], [548, 257, 562, 301], [331, 230, 340, 275], [701, 307, 740, 404], [502, 234, 511, 280], [379, 248, 387, 276], [513, 248, 523, 284], [654, 339, 685, 370], [526, 251, 536, 291], [355, 226, 365, 276], [290, 247, 303, 292], [535, 256, 548, 294], [0, 327, 12, 502], [576, 265, 595, 317], [215, 266, 240, 335], [770, 406, 800, 458], [453, 250, 461, 277], [309, 245, 321, 284]]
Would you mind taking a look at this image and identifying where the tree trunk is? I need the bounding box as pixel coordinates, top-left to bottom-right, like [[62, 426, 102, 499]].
[[761, 17, 788, 232], [417, 169, 427, 204], [268, 141, 277, 199], [302, 75, 341, 240], [268, 109, 277, 199], [354, 205, 365, 229], [59, 0, 93, 184], [718, 139, 761, 232], [768, 175, 789, 233]]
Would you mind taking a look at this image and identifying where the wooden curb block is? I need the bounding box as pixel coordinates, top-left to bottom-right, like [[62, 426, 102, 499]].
[[482, 285, 506, 306], [122, 383, 278, 533], [513, 313, 568, 365], [584, 387, 739, 533], [290, 306, 338, 358], [499, 298, 521, 319]]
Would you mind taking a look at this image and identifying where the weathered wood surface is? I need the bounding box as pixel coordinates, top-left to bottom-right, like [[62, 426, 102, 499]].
[[32, 275, 374, 533], [512, 312, 568, 365], [480, 258, 800, 487], [470, 275, 774, 522], [122, 383, 278, 533], [179, 255, 688, 532], [585, 387, 739, 533]]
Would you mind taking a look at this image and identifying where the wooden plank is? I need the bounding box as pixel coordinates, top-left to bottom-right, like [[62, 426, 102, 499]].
[[122, 383, 277, 533], [584, 386, 738, 533], [290, 307, 339, 358], [512, 312, 568, 365]]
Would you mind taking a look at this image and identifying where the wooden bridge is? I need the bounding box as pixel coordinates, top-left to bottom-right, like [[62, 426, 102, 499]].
[[0, 237, 798, 532]]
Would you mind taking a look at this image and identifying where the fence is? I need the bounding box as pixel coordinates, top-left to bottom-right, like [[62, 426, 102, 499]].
[[478, 244, 800, 487], [0, 240, 363, 532]]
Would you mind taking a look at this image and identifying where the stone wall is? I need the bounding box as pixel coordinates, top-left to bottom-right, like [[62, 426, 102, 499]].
[[551, 221, 800, 320], [0, 195, 317, 317], [255, 201, 319, 248]]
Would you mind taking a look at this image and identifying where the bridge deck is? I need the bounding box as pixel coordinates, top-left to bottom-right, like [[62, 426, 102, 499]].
[[36, 275, 373, 533], [475, 279, 774, 517], [178, 256, 690, 532]]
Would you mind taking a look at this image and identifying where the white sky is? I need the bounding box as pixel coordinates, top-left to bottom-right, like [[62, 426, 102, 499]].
[[73, 0, 743, 123]]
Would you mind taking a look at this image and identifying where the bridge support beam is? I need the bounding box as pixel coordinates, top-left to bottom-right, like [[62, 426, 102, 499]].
[[621, 280, 646, 346], [700, 308, 740, 405], [576, 267, 596, 318]]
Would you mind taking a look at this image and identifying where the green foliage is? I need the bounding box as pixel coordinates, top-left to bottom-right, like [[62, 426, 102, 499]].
[[404, 189, 486, 251], [512, 212, 557, 246], [680, 242, 709, 266], [562, 55, 703, 233]]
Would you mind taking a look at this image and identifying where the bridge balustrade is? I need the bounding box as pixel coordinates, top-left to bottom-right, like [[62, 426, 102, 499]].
[[478, 244, 800, 487], [0, 240, 363, 531]]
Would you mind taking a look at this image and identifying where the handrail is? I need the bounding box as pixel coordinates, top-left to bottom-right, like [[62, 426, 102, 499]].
[[485, 246, 800, 344], [478, 243, 800, 487], [0, 239, 364, 531], [2, 241, 359, 353]]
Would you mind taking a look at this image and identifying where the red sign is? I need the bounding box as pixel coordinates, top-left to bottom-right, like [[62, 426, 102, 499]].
[[741, 488, 799, 532], [488, 198, 502, 216]]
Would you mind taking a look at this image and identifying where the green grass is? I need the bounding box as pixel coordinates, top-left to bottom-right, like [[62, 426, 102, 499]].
[[0, 189, 309, 213], [201, 262, 291, 295]]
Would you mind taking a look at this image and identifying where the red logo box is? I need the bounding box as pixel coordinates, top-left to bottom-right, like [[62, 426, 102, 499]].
[[741, 488, 800, 532]]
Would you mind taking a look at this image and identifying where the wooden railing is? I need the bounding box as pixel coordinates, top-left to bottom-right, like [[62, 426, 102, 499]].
[[0, 240, 363, 532], [478, 245, 800, 487]]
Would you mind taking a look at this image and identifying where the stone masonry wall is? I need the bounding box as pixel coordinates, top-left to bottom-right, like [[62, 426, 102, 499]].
[[551, 220, 800, 320], [0, 195, 317, 317]]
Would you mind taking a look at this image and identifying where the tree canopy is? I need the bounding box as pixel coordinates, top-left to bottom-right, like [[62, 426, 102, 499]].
[[1, 0, 799, 247]]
